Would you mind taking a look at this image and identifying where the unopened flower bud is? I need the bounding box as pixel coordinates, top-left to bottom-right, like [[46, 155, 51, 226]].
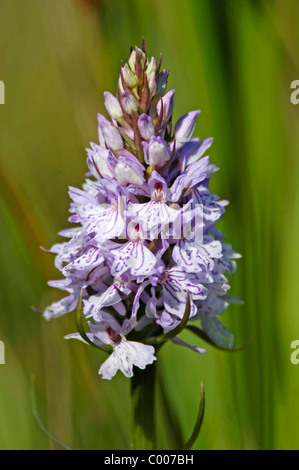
[[129, 47, 146, 74], [147, 71, 156, 97], [121, 92, 138, 115], [174, 110, 200, 148], [118, 75, 125, 96], [98, 114, 124, 151], [138, 114, 155, 141], [104, 92, 123, 121], [144, 136, 171, 167], [143, 54, 157, 96], [146, 57, 157, 77], [155, 70, 169, 97], [115, 156, 144, 186], [87, 145, 117, 179], [156, 89, 175, 126], [121, 63, 138, 88]]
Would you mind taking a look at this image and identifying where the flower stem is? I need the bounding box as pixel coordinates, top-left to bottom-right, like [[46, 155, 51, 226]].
[[130, 362, 156, 450]]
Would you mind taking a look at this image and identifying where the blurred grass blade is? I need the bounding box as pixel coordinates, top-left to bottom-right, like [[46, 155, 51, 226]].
[[30, 377, 72, 451], [183, 382, 205, 450]]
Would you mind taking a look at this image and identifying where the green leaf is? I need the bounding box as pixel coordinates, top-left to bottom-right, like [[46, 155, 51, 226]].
[[183, 382, 205, 450]]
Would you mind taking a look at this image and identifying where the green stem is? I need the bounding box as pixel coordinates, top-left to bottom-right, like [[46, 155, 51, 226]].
[[130, 362, 156, 450]]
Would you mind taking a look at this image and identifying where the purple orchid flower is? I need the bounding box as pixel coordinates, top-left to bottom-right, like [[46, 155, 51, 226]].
[[42, 44, 241, 380], [66, 313, 156, 380]]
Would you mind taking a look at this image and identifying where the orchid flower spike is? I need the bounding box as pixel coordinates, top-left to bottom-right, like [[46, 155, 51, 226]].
[[42, 42, 241, 380]]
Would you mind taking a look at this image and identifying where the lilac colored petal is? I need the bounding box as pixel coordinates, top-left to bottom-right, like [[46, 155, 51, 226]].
[[167, 157, 209, 202], [99, 352, 121, 379], [138, 114, 155, 141], [146, 136, 171, 168], [63, 246, 104, 273], [76, 202, 125, 241], [108, 241, 157, 277], [171, 336, 206, 354], [49, 231, 87, 269], [192, 187, 227, 225], [145, 287, 158, 319], [47, 278, 72, 291], [156, 310, 180, 331], [206, 163, 219, 178], [181, 137, 214, 169], [174, 111, 200, 148], [58, 227, 81, 238], [104, 91, 123, 121], [124, 341, 156, 370], [162, 268, 209, 318], [43, 300, 69, 320], [86, 146, 117, 180], [173, 239, 222, 273], [126, 184, 150, 198], [120, 91, 138, 115], [185, 156, 210, 187], [131, 279, 152, 321], [117, 150, 145, 171], [167, 175, 186, 202], [212, 243, 241, 275], [113, 301, 127, 316], [128, 200, 180, 240], [98, 113, 124, 151], [200, 316, 234, 349], [43, 287, 79, 320], [99, 340, 156, 379], [84, 286, 124, 321], [69, 185, 98, 208], [156, 89, 175, 126], [115, 156, 144, 186], [147, 171, 168, 198], [65, 332, 95, 344], [91, 312, 122, 334], [195, 292, 229, 318]]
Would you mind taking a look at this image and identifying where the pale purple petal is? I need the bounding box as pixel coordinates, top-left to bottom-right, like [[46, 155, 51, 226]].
[[99, 352, 121, 380], [98, 113, 124, 151], [200, 316, 234, 349], [115, 156, 145, 186], [156, 90, 175, 127], [146, 136, 171, 168], [171, 336, 206, 354], [138, 114, 155, 141], [174, 111, 200, 148], [181, 137, 214, 169]]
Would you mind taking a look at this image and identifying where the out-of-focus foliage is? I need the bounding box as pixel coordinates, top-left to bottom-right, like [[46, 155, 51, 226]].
[[0, 0, 298, 450]]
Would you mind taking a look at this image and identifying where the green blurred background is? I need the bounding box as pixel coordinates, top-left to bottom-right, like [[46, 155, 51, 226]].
[[0, 0, 299, 450]]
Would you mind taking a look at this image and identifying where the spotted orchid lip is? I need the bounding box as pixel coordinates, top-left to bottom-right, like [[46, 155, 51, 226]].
[[106, 326, 122, 345]]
